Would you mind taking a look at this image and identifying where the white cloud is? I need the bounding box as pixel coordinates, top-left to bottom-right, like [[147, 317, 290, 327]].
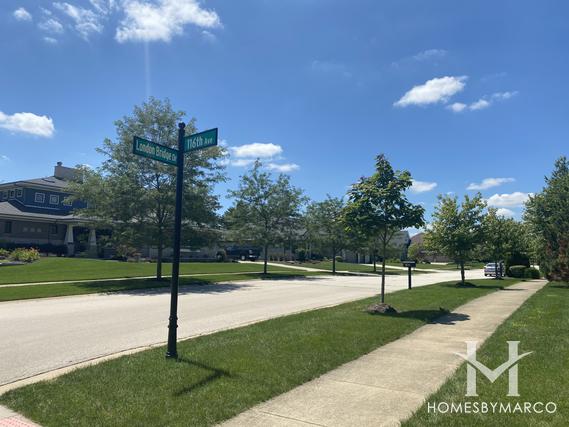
[[410, 180, 438, 193], [14, 8, 32, 21], [412, 49, 447, 61], [43, 37, 58, 44], [496, 208, 515, 218], [116, 0, 221, 43], [201, 30, 216, 43], [54, 2, 104, 39], [469, 99, 490, 111], [0, 155, 9, 161], [487, 192, 532, 208], [230, 143, 283, 159], [394, 76, 467, 107], [467, 177, 515, 190], [265, 162, 300, 173], [39, 18, 64, 34], [447, 102, 467, 113], [492, 91, 518, 100], [230, 158, 256, 167], [0, 111, 55, 137]]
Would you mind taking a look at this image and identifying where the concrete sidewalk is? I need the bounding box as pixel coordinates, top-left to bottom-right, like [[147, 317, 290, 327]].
[[222, 280, 546, 427], [0, 405, 39, 427]]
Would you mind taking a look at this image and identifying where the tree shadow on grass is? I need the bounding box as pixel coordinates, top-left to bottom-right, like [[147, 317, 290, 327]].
[[381, 309, 470, 324], [173, 358, 233, 396]]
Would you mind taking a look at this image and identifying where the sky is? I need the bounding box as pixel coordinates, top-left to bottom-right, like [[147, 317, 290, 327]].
[[1, 0, 568, 228]]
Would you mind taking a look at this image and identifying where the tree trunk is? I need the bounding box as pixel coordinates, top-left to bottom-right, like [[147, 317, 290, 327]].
[[373, 251, 377, 273], [381, 241, 386, 303], [156, 234, 163, 280], [263, 244, 269, 274], [460, 259, 466, 285], [494, 260, 499, 280], [332, 244, 336, 274]]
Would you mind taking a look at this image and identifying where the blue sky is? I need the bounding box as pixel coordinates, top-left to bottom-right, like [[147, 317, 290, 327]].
[[1, 0, 568, 224]]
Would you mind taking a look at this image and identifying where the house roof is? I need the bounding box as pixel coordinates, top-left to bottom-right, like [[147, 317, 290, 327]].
[[0, 201, 81, 223], [0, 176, 70, 191]]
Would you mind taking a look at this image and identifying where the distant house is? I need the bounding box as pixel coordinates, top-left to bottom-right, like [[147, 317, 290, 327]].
[[342, 230, 411, 263], [409, 232, 451, 263], [0, 162, 96, 256]]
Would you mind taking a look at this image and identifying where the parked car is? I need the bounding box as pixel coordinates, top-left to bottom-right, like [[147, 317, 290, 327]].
[[484, 262, 505, 277], [225, 245, 261, 261]]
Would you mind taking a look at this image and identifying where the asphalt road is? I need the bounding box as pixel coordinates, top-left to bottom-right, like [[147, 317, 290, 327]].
[[0, 270, 482, 387]]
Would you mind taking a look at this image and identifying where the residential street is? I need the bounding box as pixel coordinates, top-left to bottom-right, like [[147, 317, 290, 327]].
[[0, 270, 482, 388]]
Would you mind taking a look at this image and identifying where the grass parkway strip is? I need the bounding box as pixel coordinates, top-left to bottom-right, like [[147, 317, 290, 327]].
[[0, 270, 326, 302], [0, 278, 519, 427], [403, 281, 569, 426]]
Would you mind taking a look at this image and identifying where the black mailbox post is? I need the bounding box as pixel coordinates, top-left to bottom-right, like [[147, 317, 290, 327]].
[[402, 260, 417, 289]]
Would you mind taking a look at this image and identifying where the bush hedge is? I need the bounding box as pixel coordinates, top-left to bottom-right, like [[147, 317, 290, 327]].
[[508, 265, 527, 278], [524, 267, 541, 279], [10, 248, 40, 263], [0, 242, 66, 256]]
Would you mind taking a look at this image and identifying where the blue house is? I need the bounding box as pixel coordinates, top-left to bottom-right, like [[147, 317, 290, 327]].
[[0, 162, 96, 255]]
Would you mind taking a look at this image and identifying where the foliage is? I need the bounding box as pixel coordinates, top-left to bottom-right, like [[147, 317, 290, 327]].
[[505, 251, 530, 272], [9, 248, 40, 263], [426, 194, 486, 285], [508, 265, 527, 278], [0, 248, 10, 259], [524, 156, 569, 281], [68, 98, 226, 279], [343, 154, 425, 302], [226, 160, 306, 274], [524, 267, 541, 279], [305, 196, 347, 273], [407, 242, 427, 262]]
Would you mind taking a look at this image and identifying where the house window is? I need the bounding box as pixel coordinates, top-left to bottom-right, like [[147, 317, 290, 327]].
[[35, 192, 45, 203], [49, 224, 58, 234], [49, 195, 60, 205], [4, 221, 12, 234], [9, 189, 15, 199], [16, 189, 23, 198]]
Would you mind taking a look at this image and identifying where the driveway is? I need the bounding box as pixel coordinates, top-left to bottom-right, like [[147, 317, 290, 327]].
[[0, 270, 483, 388]]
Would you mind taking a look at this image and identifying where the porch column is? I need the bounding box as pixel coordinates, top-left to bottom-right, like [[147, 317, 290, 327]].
[[88, 228, 98, 258], [65, 224, 75, 256]]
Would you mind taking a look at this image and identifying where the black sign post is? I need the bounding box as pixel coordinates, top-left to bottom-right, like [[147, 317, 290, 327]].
[[132, 124, 218, 360], [402, 260, 416, 289], [165, 122, 186, 359]]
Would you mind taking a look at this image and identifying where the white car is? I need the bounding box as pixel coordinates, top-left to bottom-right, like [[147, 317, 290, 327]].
[[484, 262, 505, 277]]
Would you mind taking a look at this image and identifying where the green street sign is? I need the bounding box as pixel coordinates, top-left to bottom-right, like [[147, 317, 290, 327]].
[[132, 136, 178, 166], [184, 128, 218, 153]]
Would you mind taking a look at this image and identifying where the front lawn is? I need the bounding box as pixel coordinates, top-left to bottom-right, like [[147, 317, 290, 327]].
[[0, 270, 326, 302], [404, 281, 569, 426], [0, 257, 296, 285], [279, 260, 407, 274], [0, 278, 519, 427]]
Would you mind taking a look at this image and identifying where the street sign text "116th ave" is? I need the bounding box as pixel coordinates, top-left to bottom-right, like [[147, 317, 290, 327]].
[[132, 136, 178, 166], [184, 128, 218, 153]]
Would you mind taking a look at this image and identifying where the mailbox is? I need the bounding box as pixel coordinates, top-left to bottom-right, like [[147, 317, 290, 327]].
[[402, 260, 416, 268]]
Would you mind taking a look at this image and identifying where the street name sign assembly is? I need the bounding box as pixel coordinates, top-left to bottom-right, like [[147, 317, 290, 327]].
[[132, 136, 178, 166], [184, 128, 218, 153], [132, 126, 218, 359]]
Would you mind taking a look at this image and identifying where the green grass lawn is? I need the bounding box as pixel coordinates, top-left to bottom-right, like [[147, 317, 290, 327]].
[[279, 260, 408, 274], [0, 257, 301, 285], [386, 262, 485, 270], [404, 281, 569, 426], [0, 270, 326, 302], [0, 278, 519, 427]]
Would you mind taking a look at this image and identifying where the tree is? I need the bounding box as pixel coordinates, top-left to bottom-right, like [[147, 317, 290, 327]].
[[226, 161, 306, 274], [305, 196, 347, 274], [481, 208, 510, 278], [524, 156, 569, 282], [343, 154, 425, 303], [69, 98, 226, 280], [426, 194, 486, 285], [408, 241, 427, 263]]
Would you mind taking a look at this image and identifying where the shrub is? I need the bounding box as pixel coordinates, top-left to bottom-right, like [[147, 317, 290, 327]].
[[9, 248, 40, 263], [508, 265, 527, 278], [335, 255, 343, 262], [506, 252, 530, 272], [0, 248, 10, 259], [524, 267, 541, 279], [297, 250, 306, 262]]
